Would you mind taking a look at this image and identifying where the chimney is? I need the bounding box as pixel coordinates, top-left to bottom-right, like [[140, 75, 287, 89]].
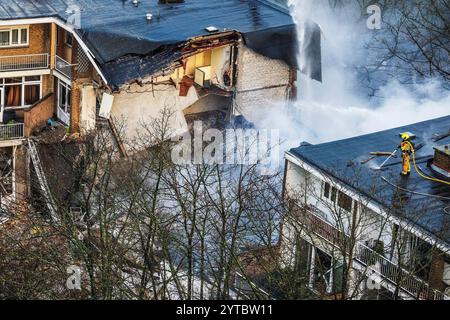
[[430, 144, 450, 180]]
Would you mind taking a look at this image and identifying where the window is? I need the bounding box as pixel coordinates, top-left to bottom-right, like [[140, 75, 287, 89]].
[[323, 181, 336, 201], [58, 81, 71, 114], [20, 28, 28, 44], [353, 200, 358, 216], [0, 30, 10, 46], [0, 27, 29, 47], [0, 76, 42, 108], [323, 182, 330, 199], [65, 32, 73, 47], [331, 186, 337, 202], [323, 181, 355, 213], [338, 190, 353, 212]]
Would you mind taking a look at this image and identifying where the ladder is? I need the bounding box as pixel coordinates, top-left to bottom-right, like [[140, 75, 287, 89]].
[[28, 139, 58, 221]]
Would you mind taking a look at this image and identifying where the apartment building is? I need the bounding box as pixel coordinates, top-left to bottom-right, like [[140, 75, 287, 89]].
[[0, 0, 321, 206], [0, 19, 101, 207], [281, 116, 450, 300]]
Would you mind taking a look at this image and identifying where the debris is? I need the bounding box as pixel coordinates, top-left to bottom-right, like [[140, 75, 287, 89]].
[[414, 143, 425, 151], [372, 149, 398, 171], [360, 156, 375, 165], [33, 121, 67, 144], [108, 118, 128, 158], [370, 152, 398, 158], [432, 130, 450, 142]]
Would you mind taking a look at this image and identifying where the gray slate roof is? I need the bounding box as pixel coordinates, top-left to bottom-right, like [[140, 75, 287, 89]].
[[289, 116, 450, 246], [0, 0, 318, 88]]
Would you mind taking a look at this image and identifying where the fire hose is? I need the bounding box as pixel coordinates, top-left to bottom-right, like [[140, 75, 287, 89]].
[[406, 141, 450, 186]]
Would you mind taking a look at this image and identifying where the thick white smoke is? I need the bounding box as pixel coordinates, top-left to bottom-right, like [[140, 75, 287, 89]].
[[252, 0, 450, 150]]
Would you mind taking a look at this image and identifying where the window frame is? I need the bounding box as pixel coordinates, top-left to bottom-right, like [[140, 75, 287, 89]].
[[57, 80, 71, 114], [322, 180, 356, 214], [0, 26, 29, 48], [0, 76, 42, 108]]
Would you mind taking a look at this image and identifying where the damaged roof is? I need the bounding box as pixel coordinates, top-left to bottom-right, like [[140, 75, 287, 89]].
[[289, 116, 450, 247], [0, 0, 321, 88]]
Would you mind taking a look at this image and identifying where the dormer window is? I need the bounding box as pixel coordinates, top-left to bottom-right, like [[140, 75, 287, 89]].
[[0, 27, 29, 47]]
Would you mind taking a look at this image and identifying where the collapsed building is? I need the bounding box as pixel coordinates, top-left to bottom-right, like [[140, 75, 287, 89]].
[[0, 0, 321, 208]]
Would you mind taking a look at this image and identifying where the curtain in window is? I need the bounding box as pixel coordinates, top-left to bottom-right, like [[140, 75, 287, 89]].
[[25, 84, 40, 105], [6, 85, 21, 107]]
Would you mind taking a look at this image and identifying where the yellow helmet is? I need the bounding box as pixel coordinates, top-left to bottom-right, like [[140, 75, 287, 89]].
[[401, 133, 410, 140]]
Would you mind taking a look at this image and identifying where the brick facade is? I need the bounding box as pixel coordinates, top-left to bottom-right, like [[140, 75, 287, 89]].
[[23, 93, 54, 137], [70, 80, 82, 133], [0, 23, 51, 56], [234, 44, 291, 119], [429, 250, 446, 293]]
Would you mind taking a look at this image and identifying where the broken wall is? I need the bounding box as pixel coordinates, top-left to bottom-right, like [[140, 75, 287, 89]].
[[171, 45, 233, 91], [110, 83, 199, 152], [233, 44, 291, 122]]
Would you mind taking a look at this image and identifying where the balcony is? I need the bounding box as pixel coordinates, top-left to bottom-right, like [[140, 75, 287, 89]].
[[354, 242, 449, 300], [0, 123, 24, 141], [293, 204, 449, 300], [55, 55, 72, 79], [294, 204, 348, 245], [0, 54, 50, 73]]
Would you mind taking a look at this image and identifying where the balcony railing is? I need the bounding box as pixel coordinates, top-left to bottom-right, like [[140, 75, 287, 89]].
[[0, 54, 49, 72], [55, 55, 72, 79], [294, 205, 348, 245], [294, 204, 449, 300], [0, 123, 24, 141], [354, 242, 449, 300]]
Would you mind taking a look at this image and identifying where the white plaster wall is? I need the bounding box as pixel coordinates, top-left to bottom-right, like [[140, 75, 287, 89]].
[[80, 85, 96, 134], [283, 159, 395, 257], [110, 83, 199, 152]]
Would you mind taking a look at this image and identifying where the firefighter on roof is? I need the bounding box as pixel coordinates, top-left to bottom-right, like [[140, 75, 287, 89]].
[[399, 133, 414, 176]]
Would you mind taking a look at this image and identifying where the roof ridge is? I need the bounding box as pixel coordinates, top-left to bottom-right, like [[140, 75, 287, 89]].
[[292, 114, 450, 152]]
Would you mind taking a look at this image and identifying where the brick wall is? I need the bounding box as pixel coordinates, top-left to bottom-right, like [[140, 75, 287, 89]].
[[434, 150, 450, 172], [428, 250, 446, 293], [42, 74, 53, 96], [56, 27, 72, 63], [23, 93, 54, 137], [234, 44, 291, 119], [70, 80, 82, 134], [236, 45, 290, 92], [0, 24, 51, 56]]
